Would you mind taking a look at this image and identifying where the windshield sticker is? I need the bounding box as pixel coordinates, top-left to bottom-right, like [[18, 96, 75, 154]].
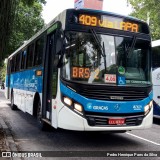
[[104, 74, 116, 83], [126, 80, 150, 84], [118, 76, 126, 85], [118, 66, 125, 75]]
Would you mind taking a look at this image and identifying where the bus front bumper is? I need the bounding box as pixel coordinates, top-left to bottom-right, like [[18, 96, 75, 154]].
[[58, 106, 153, 131]]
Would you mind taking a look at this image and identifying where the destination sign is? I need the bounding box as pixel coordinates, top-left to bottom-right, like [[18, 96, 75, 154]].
[[70, 11, 151, 34], [67, 9, 149, 34], [79, 14, 139, 32]]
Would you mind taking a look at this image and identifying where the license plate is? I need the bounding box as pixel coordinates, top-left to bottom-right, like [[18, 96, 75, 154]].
[[108, 118, 125, 125]]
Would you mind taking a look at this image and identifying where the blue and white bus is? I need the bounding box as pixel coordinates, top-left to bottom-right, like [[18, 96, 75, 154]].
[[5, 9, 153, 131], [152, 40, 160, 119]]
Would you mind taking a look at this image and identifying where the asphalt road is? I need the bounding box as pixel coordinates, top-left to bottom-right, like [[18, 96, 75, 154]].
[[0, 90, 160, 160]]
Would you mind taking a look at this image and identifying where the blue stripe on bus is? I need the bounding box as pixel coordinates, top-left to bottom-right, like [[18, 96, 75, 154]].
[[6, 67, 43, 93], [60, 82, 153, 114]]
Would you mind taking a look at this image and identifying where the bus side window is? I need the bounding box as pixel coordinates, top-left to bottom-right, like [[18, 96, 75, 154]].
[[21, 51, 27, 70], [34, 36, 45, 66], [10, 59, 13, 73], [26, 44, 34, 68], [7, 59, 11, 74], [152, 46, 160, 69], [11, 56, 16, 73], [15, 53, 21, 72]]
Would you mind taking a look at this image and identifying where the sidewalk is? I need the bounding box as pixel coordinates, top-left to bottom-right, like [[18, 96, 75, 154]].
[[0, 90, 19, 160], [0, 117, 12, 159], [0, 117, 10, 152], [0, 89, 10, 152]]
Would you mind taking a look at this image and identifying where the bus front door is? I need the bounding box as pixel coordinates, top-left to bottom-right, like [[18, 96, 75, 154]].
[[43, 32, 58, 128]]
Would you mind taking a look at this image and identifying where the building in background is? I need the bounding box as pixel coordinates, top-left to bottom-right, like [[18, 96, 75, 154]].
[[74, 0, 103, 10]]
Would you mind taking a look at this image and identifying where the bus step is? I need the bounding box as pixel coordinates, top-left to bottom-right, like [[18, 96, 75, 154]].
[[41, 118, 51, 125]]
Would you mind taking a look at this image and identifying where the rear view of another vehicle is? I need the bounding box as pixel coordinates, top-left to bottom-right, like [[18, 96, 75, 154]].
[[152, 40, 160, 119]]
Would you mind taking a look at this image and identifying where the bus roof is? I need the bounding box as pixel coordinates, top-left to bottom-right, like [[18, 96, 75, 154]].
[[152, 40, 160, 47]]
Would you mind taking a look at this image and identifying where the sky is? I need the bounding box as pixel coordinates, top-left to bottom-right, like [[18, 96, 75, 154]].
[[42, 0, 132, 24]]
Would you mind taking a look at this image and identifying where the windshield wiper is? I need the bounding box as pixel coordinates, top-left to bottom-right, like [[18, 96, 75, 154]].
[[90, 29, 107, 72], [126, 36, 137, 58]]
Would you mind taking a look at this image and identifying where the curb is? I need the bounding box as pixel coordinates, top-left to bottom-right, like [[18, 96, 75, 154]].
[[0, 117, 21, 160]]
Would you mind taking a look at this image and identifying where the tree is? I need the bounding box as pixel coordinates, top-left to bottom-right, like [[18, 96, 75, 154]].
[[0, 0, 17, 62], [0, 0, 45, 82], [7, 1, 45, 55], [0, 61, 6, 83], [128, 0, 160, 40], [0, 0, 46, 63]]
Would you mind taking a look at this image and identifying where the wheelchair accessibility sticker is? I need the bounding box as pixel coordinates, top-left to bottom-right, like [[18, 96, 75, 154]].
[[118, 76, 126, 85]]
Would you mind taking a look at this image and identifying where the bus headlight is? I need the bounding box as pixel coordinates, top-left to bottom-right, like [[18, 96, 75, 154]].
[[62, 96, 84, 115], [144, 100, 153, 115], [74, 103, 83, 112], [64, 97, 72, 106]]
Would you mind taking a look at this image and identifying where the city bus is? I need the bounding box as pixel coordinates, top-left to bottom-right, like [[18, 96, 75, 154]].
[[5, 8, 153, 131], [152, 40, 160, 119]]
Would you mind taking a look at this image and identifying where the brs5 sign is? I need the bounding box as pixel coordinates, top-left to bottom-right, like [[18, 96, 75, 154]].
[[72, 67, 99, 79]]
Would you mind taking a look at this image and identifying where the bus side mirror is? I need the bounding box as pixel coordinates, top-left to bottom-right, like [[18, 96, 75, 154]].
[[55, 26, 65, 68], [55, 29, 64, 55]]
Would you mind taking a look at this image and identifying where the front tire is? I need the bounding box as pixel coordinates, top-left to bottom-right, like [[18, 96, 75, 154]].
[[36, 98, 49, 131]]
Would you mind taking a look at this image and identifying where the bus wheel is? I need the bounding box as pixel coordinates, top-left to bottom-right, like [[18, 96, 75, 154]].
[[36, 99, 48, 131], [11, 92, 17, 110]]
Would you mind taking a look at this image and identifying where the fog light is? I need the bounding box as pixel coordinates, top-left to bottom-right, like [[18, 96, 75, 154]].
[[74, 103, 83, 112], [64, 97, 72, 106]]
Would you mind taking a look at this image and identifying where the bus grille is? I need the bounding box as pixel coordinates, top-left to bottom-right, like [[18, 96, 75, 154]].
[[80, 88, 147, 101], [61, 78, 151, 102], [85, 112, 144, 127]]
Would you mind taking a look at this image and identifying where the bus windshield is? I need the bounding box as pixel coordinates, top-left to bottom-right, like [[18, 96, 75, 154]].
[[62, 31, 151, 86]]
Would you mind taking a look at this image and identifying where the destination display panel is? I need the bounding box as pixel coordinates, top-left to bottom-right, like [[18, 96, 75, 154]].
[[68, 10, 149, 34]]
